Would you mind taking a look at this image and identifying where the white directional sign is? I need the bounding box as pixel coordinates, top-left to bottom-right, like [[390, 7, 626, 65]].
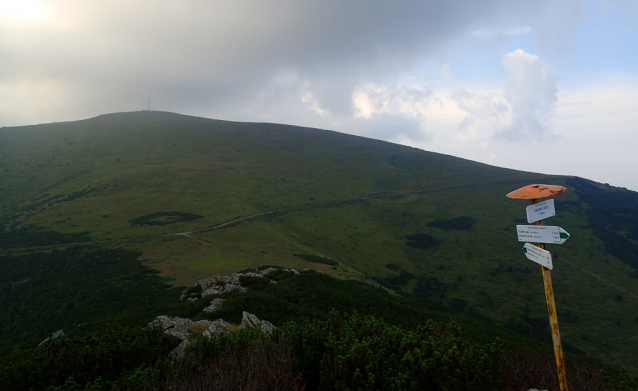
[[516, 225, 570, 244], [522, 243, 553, 269], [526, 198, 556, 223]]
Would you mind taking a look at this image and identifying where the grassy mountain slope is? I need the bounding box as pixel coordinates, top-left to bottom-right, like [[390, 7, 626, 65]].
[[1, 111, 637, 372]]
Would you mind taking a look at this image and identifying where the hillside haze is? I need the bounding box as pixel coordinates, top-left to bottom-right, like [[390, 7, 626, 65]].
[[1, 111, 637, 372]]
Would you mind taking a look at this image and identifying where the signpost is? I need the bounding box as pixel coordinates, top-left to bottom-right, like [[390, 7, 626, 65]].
[[522, 243, 553, 269], [516, 225, 570, 244], [526, 198, 556, 223], [507, 184, 569, 391]]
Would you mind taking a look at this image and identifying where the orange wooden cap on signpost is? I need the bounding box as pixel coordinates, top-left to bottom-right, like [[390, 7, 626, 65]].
[[506, 184, 567, 200]]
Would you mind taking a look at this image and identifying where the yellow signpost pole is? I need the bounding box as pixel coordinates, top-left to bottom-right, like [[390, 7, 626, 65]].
[[533, 198, 568, 391], [507, 184, 569, 391]]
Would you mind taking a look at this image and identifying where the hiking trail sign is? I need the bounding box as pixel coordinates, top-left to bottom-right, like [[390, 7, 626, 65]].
[[507, 183, 569, 391], [522, 243, 553, 269], [516, 225, 570, 244], [526, 198, 556, 223]]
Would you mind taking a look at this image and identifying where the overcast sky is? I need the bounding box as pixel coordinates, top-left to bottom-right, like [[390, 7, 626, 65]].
[[2, 0, 637, 190]]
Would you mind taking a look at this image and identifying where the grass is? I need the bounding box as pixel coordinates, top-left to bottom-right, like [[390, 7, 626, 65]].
[[1, 111, 637, 373]]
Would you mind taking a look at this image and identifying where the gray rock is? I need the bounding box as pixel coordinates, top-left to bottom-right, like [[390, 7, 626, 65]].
[[149, 316, 233, 358], [197, 268, 299, 298], [199, 273, 250, 297], [202, 319, 232, 337], [203, 298, 224, 313], [38, 329, 65, 346], [187, 297, 198, 302], [241, 311, 276, 333], [169, 339, 191, 358], [148, 315, 196, 340]]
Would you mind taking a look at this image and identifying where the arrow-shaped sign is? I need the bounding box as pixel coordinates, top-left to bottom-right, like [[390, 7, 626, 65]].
[[522, 243, 553, 269], [516, 225, 570, 244]]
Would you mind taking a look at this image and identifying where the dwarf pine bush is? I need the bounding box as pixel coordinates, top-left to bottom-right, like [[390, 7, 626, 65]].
[[286, 311, 505, 391]]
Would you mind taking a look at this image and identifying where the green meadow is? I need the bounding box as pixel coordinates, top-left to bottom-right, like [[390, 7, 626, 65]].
[[1, 111, 637, 373]]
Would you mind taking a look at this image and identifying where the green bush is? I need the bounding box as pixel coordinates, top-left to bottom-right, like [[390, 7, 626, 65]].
[[0, 324, 178, 391], [287, 312, 505, 391]]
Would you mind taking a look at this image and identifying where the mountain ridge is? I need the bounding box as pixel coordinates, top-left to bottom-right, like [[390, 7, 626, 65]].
[[1, 110, 637, 373]]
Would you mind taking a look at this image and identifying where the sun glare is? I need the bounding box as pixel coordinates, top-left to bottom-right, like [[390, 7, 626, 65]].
[[0, 0, 52, 23]]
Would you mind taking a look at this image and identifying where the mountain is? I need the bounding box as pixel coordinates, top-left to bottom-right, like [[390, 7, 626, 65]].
[[1, 111, 637, 372]]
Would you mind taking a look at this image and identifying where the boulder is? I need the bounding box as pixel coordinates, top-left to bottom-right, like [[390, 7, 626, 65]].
[[203, 298, 224, 313], [241, 311, 276, 333], [148, 315, 195, 340], [148, 315, 233, 358], [38, 329, 65, 346], [203, 319, 233, 337]]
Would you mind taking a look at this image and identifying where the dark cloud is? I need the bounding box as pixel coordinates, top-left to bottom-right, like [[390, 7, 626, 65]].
[[0, 0, 561, 126]]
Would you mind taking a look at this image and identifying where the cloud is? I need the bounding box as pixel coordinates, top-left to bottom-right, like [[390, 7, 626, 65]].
[[0, 0, 559, 127], [493, 49, 558, 141]]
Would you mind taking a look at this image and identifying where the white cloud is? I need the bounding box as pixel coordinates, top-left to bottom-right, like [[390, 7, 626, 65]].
[[493, 49, 558, 141], [1, 1, 637, 191]]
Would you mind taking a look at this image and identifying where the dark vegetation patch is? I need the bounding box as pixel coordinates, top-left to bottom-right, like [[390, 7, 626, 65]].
[[293, 253, 339, 266], [427, 216, 477, 230], [0, 324, 177, 391], [567, 177, 638, 269], [238, 275, 270, 290], [412, 276, 447, 300], [448, 297, 468, 312], [19, 188, 98, 212], [20, 194, 65, 212], [129, 211, 204, 226], [62, 187, 98, 202], [371, 270, 416, 291], [0, 225, 90, 249], [263, 268, 296, 281], [554, 200, 581, 212], [406, 233, 442, 249], [384, 263, 401, 270], [206, 270, 455, 335], [0, 247, 187, 353], [0, 266, 631, 391]]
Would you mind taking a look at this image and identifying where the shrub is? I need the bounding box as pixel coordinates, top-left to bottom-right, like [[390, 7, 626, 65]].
[[0, 324, 178, 391], [287, 312, 505, 391], [293, 253, 339, 266]]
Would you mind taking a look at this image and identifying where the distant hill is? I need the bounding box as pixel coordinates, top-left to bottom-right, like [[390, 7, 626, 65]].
[[1, 111, 637, 372]]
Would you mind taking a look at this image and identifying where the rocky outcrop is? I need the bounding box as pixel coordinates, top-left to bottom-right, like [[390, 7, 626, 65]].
[[155, 268, 292, 358], [241, 311, 276, 333], [148, 315, 232, 358], [38, 329, 65, 346], [149, 312, 275, 358], [203, 298, 224, 313], [195, 267, 298, 298], [149, 315, 228, 340]]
